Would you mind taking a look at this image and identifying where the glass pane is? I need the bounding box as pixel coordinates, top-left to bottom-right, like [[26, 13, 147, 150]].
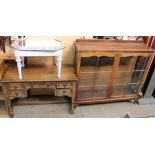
[[80, 57, 98, 77], [93, 85, 108, 98], [114, 57, 135, 85], [118, 56, 135, 71], [125, 84, 139, 96], [78, 56, 115, 100], [78, 79, 94, 99], [112, 85, 126, 97], [79, 72, 95, 81], [94, 56, 114, 98], [95, 57, 114, 86], [130, 71, 144, 84], [78, 57, 97, 100], [81, 56, 98, 67], [77, 90, 93, 99], [98, 56, 114, 71], [134, 56, 148, 70], [112, 56, 148, 97], [115, 72, 131, 85], [95, 72, 112, 85]]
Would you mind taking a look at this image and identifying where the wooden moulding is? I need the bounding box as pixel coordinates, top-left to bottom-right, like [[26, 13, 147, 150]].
[[75, 39, 155, 53], [75, 96, 139, 105]]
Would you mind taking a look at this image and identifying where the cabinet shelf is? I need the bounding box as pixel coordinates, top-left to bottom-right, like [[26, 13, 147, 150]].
[[112, 84, 139, 97], [80, 70, 145, 74], [77, 90, 107, 100]]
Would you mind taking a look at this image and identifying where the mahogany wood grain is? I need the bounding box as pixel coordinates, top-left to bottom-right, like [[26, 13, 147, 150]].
[[2, 64, 77, 82], [75, 96, 139, 105], [108, 54, 120, 97], [76, 39, 154, 53]]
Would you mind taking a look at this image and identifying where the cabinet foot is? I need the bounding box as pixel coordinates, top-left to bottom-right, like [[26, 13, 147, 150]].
[[71, 108, 74, 114], [130, 99, 139, 105], [134, 100, 139, 105], [9, 114, 14, 118]]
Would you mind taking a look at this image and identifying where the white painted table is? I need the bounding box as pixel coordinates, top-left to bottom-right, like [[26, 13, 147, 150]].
[[14, 50, 63, 80], [12, 37, 64, 80]]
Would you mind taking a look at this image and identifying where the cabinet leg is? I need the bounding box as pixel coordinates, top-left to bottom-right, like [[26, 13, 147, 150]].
[[71, 100, 75, 114], [9, 113, 14, 118], [71, 109, 74, 114], [8, 101, 14, 118], [130, 99, 139, 104], [134, 99, 139, 105]]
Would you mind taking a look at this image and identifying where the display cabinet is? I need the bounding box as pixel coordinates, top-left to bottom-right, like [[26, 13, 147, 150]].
[[75, 39, 154, 107]]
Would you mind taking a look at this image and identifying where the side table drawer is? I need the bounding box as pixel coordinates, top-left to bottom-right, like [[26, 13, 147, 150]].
[[30, 82, 56, 88], [56, 89, 72, 97], [56, 82, 72, 88], [7, 83, 25, 90], [8, 89, 27, 98], [7, 83, 27, 99]]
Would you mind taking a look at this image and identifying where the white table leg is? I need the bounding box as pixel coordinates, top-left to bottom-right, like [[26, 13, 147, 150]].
[[56, 55, 62, 78], [15, 56, 22, 80], [22, 57, 25, 67], [55, 57, 58, 67]]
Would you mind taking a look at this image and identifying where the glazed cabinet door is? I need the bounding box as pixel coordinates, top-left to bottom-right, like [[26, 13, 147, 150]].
[[93, 56, 114, 98], [111, 55, 150, 97], [77, 56, 114, 100], [76, 54, 152, 100]]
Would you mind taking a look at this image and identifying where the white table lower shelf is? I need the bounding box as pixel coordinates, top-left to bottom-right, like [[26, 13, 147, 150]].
[[14, 49, 63, 80]]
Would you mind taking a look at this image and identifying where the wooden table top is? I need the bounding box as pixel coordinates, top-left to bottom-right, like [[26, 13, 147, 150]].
[[76, 39, 154, 53], [2, 64, 77, 82]]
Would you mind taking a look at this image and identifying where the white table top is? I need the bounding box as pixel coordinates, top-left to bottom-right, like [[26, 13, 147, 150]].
[[12, 37, 65, 51]]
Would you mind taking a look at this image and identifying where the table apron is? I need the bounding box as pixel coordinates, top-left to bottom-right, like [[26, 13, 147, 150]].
[[14, 50, 63, 57]]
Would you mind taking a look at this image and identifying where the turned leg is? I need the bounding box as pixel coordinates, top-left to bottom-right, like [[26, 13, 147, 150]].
[[21, 57, 25, 67], [71, 82, 76, 114], [56, 54, 62, 78], [55, 57, 58, 67], [71, 100, 75, 114], [8, 100, 14, 118], [16, 56, 23, 80]]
